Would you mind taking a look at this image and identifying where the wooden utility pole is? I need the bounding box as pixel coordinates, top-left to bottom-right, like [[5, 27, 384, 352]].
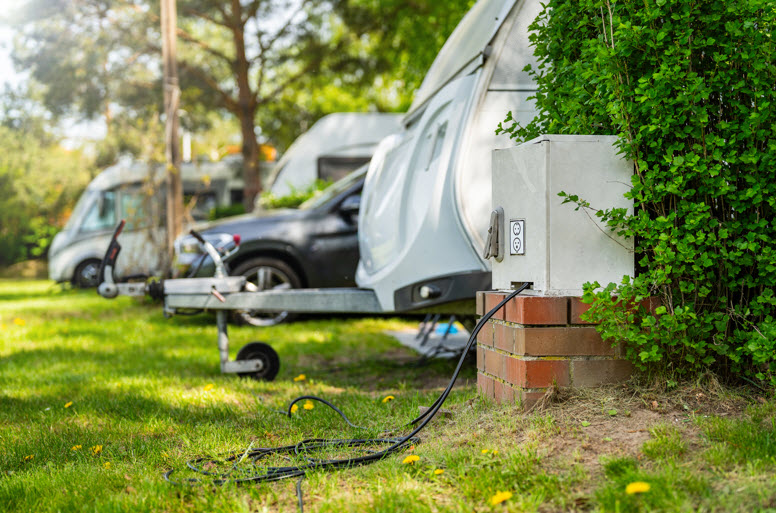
[[161, 0, 183, 270]]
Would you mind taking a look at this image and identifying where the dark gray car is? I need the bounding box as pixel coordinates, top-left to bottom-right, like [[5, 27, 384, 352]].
[[174, 167, 365, 326]]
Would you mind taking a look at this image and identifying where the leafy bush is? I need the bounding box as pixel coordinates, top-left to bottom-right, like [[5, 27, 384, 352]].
[[0, 125, 93, 266], [498, 1, 776, 385], [258, 179, 333, 210], [208, 203, 246, 220]]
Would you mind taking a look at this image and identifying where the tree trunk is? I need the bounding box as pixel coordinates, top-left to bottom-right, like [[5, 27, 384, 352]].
[[161, 0, 183, 269], [239, 111, 261, 212], [231, 0, 260, 212]]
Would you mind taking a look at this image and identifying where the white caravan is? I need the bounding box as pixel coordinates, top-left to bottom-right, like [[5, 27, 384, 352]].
[[356, 0, 541, 312], [268, 112, 403, 196]]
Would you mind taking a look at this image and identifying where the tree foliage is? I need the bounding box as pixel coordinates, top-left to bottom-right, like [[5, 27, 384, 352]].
[[499, 0, 776, 385], [0, 91, 95, 265]]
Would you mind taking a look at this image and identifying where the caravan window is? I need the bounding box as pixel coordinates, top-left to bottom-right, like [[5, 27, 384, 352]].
[[80, 190, 117, 233]]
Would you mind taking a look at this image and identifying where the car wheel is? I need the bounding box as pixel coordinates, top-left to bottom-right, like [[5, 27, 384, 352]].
[[74, 259, 101, 289], [231, 257, 302, 326]]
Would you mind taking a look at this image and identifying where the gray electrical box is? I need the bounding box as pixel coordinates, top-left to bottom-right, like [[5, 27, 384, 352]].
[[491, 135, 634, 294]]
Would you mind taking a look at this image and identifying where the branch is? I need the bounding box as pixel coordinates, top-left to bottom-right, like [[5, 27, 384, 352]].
[[260, 0, 312, 56], [242, 0, 262, 26], [176, 27, 233, 66], [178, 61, 238, 112], [181, 7, 231, 29], [260, 58, 320, 104]]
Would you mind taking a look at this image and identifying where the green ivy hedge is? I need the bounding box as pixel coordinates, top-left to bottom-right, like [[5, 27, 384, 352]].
[[498, 0, 776, 385]]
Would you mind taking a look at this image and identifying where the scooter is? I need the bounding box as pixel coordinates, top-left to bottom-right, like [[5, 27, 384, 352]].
[[97, 220, 281, 381]]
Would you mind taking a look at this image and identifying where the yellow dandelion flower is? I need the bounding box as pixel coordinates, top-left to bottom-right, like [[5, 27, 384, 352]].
[[489, 491, 513, 505], [203, 384, 214, 392], [13, 318, 25, 326], [481, 449, 489, 454], [402, 455, 420, 465], [24, 455, 34, 461], [91, 445, 103, 455], [293, 374, 306, 382], [492, 449, 499, 456], [71, 445, 82, 451], [303, 400, 314, 410], [434, 469, 445, 475], [382, 395, 395, 403], [64, 402, 73, 408], [161, 452, 169, 458], [290, 404, 299, 413], [103, 462, 111, 469], [625, 481, 651, 495]]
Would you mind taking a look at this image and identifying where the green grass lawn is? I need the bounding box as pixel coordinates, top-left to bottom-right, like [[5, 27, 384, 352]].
[[1, 279, 775, 512]]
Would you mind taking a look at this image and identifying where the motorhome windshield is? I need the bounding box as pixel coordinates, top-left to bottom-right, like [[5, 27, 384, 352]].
[[64, 189, 99, 231], [80, 190, 117, 233]]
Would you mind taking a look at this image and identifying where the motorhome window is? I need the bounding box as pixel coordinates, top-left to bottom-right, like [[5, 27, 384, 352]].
[[80, 190, 117, 233], [184, 191, 218, 221], [317, 156, 372, 183], [120, 187, 153, 230]]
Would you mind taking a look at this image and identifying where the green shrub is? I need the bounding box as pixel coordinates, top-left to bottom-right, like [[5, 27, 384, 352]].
[[498, 1, 776, 385], [208, 203, 246, 220], [258, 178, 333, 210]]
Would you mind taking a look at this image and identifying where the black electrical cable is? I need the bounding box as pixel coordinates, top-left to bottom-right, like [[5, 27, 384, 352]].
[[164, 283, 530, 506]]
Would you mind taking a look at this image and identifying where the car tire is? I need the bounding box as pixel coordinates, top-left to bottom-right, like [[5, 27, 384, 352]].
[[230, 257, 302, 327], [74, 259, 102, 289]]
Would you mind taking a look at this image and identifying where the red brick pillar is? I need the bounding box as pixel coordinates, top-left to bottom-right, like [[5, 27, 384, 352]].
[[475, 292, 632, 409]]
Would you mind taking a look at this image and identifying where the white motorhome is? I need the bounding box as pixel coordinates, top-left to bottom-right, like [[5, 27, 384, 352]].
[[48, 156, 260, 287], [48, 160, 167, 287], [268, 112, 403, 196]]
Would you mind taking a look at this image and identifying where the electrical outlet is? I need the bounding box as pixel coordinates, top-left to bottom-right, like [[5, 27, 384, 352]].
[[510, 219, 525, 255]]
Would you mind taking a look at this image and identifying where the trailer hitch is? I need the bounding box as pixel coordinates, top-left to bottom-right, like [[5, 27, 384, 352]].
[[96, 220, 280, 381]]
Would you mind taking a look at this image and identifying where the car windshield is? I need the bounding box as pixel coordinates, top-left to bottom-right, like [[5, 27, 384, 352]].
[[298, 165, 367, 211]]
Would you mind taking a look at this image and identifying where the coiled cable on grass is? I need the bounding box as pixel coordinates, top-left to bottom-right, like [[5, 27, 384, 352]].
[[164, 284, 530, 503]]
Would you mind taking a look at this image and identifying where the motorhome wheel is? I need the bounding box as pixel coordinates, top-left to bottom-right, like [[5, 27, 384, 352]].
[[74, 259, 102, 288], [235, 342, 280, 381], [231, 257, 302, 326]]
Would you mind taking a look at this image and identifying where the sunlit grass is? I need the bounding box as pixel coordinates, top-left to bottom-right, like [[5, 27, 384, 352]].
[[2, 279, 776, 512]]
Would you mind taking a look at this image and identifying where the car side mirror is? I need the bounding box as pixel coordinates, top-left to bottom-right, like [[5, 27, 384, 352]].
[[339, 194, 361, 218]]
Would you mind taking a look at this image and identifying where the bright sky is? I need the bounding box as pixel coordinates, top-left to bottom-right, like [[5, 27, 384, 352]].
[[0, 26, 19, 87], [0, 0, 22, 87], [0, 1, 107, 145]]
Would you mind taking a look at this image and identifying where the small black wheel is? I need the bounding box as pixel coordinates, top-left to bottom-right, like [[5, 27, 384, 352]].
[[74, 259, 102, 289], [235, 342, 280, 381], [231, 257, 302, 326]]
